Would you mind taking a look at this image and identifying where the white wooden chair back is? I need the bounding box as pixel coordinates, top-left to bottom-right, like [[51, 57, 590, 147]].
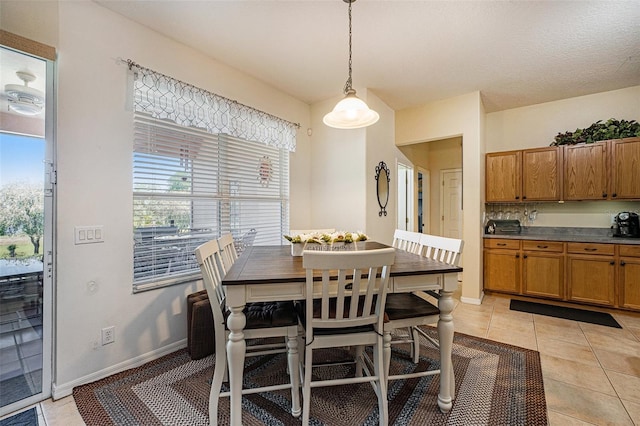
[[419, 234, 464, 266], [194, 239, 226, 349], [302, 248, 395, 333], [392, 229, 423, 254], [217, 233, 238, 274]]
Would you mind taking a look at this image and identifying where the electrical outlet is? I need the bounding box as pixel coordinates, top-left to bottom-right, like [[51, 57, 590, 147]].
[[101, 326, 115, 345]]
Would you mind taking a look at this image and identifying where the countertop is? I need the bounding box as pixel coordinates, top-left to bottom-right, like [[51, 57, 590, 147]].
[[484, 226, 640, 245]]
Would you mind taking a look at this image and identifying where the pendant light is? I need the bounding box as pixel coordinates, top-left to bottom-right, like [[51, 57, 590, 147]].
[[323, 0, 379, 129]]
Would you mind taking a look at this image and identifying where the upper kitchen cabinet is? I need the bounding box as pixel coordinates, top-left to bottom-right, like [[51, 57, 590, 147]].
[[486, 147, 561, 202], [563, 141, 608, 201], [522, 147, 562, 201], [486, 151, 521, 202], [610, 137, 640, 200]]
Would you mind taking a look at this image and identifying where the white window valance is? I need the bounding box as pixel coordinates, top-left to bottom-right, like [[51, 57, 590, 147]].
[[126, 60, 298, 152]]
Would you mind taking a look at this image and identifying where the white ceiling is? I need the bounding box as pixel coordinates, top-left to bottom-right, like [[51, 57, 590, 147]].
[[94, 0, 640, 113]]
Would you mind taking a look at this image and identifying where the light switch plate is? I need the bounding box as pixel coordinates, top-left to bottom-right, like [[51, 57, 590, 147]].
[[75, 225, 104, 244]]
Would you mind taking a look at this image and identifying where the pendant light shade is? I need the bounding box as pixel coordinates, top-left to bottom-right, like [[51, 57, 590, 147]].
[[324, 0, 378, 129], [323, 89, 379, 129]]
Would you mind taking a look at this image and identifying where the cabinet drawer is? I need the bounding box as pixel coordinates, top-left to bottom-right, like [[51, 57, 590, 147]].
[[619, 245, 640, 257], [484, 239, 520, 250], [567, 242, 614, 255], [522, 240, 564, 253]]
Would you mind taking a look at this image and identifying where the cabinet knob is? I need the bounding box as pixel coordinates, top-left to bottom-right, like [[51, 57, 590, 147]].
[[537, 245, 548, 249], [516, 254, 520, 258], [602, 193, 607, 198], [612, 193, 617, 198], [584, 248, 597, 252], [621, 261, 626, 266], [522, 196, 527, 200], [515, 196, 520, 200], [610, 261, 615, 265], [497, 243, 507, 246], [523, 254, 528, 259]]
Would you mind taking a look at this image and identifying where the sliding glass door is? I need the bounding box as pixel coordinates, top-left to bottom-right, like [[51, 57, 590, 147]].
[[0, 46, 54, 415]]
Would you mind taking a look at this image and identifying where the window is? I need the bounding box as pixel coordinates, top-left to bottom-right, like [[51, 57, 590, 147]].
[[127, 61, 296, 292], [133, 113, 290, 291]]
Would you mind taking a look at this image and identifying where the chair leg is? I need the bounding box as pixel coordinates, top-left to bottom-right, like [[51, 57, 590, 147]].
[[411, 326, 420, 363], [355, 345, 364, 377], [302, 345, 313, 426], [374, 339, 389, 425], [383, 331, 391, 382], [287, 332, 301, 417], [209, 345, 227, 426]]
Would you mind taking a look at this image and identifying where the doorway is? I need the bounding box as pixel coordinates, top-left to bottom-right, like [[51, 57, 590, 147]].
[[417, 168, 430, 234], [396, 162, 414, 231], [0, 46, 54, 415]]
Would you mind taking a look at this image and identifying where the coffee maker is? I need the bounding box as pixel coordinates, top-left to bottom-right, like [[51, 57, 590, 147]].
[[613, 212, 640, 238]]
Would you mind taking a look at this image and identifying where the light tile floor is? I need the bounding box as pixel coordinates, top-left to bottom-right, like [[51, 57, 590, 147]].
[[3, 290, 640, 425]]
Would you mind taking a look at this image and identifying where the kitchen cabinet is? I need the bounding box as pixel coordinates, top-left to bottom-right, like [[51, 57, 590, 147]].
[[522, 240, 564, 299], [521, 147, 562, 201], [566, 243, 615, 306], [618, 245, 640, 310], [610, 137, 640, 200], [483, 239, 521, 293], [563, 142, 608, 200], [486, 151, 521, 202], [485, 147, 562, 202]]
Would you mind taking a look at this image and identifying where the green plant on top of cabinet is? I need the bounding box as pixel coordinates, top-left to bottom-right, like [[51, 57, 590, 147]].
[[563, 141, 609, 201], [610, 137, 640, 200]]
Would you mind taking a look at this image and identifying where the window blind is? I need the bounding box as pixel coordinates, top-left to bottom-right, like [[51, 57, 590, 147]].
[[133, 112, 289, 292]]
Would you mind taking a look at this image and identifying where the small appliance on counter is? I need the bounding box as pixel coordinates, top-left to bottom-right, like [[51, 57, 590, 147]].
[[613, 212, 640, 238], [485, 219, 522, 235]]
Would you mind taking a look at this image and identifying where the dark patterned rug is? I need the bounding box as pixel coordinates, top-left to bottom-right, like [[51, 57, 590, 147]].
[[73, 328, 547, 425]]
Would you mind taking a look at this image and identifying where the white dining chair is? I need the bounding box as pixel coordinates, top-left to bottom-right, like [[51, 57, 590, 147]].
[[299, 248, 395, 426], [391, 229, 424, 254], [195, 239, 301, 425], [385, 232, 463, 393], [217, 233, 239, 274]]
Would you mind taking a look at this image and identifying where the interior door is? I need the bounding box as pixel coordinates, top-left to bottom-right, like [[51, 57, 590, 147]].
[[396, 162, 413, 231], [441, 169, 462, 238], [0, 46, 54, 415]]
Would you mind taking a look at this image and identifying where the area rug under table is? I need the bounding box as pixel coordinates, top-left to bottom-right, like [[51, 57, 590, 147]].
[[73, 328, 547, 425]]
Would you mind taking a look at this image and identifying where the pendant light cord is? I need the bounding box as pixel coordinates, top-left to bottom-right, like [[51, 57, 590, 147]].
[[343, 0, 353, 94]]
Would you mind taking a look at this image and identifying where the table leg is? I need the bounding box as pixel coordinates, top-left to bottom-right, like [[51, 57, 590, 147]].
[[437, 288, 454, 413], [227, 304, 246, 426]]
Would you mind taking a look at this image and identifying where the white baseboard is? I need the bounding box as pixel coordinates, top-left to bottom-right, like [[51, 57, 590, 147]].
[[460, 291, 484, 305], [52, 339, 187, 400]]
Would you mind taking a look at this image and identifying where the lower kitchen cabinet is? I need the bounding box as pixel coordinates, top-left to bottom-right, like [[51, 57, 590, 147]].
[[483, 238, 640, 312], [619, 245, 640, 310], [483, 239, 520, 293], [566, 243, 616, 307], [522, 241, 564, 299]]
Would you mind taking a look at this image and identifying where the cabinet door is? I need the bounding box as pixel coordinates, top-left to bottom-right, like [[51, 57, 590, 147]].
[[486, 151, 521, 202], [484, 249, 520, 293], [523, 251, 564, 299], [522, 147, 562, 201], [567, 255, 615, 306], [619, 257, 640, 311], [611, 137, 640, 200], [564, 142, 608, 200]]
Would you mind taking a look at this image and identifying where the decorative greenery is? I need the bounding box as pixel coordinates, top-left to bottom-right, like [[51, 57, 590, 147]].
[[284, 231, 368, 244], [551, 118, 640, 146]]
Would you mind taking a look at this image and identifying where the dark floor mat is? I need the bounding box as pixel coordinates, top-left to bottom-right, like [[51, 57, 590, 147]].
[[510, 299, 622, 328], [0, 407, 37, 426]]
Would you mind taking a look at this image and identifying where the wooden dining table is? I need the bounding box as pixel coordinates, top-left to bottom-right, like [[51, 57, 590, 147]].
[[221, 241, 463, 425]]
